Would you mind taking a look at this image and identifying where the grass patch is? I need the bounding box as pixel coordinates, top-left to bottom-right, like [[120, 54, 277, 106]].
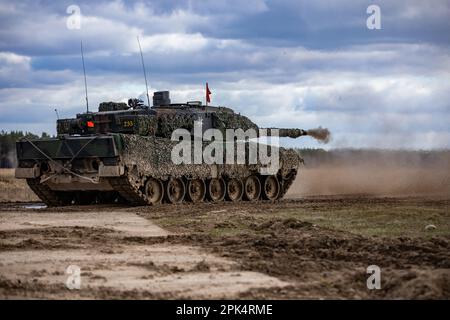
[[278, 203, 450, 238], [144, 198, 450, 239]]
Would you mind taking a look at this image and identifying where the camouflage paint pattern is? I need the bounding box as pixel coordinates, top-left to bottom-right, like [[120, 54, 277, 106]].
[[120, 134, 301, 180]]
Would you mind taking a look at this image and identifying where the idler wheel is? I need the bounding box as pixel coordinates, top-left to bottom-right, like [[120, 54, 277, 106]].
[[187, 179, 206, 203], [165, 178, 185, 204], [145, 178, 164, 204], [207, 178, 226, 202], [226, 178, 244, 202], [244, 175, 261, 201], [262, 175, 280, 201]]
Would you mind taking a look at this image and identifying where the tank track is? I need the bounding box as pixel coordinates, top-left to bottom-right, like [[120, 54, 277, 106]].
[[105, 168, 299, 206], [26, 178, 70, 207], [108, 177, 147, 206], [27, 169, 298, 206], [278, 169, 297, 199]]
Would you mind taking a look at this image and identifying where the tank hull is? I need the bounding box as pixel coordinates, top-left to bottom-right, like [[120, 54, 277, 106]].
[[15, 134, 301, 206]]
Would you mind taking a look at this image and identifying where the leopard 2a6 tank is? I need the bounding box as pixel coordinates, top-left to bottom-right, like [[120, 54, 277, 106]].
[[15, 91, 323, 206]]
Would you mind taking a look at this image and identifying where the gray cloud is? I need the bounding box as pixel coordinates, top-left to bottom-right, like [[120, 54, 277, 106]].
[[0, 0, 449, 149]]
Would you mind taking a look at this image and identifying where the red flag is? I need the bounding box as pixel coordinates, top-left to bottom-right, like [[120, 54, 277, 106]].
[[206, 82, 211, 104]]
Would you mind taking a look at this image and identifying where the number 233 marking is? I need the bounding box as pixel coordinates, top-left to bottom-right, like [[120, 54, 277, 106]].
[[123, 120, 134, 128]]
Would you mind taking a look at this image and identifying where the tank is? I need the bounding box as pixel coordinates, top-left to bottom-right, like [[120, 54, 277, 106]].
[[15, 91, 321, 206]]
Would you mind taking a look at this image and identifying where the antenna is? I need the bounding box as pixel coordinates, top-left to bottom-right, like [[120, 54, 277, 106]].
[[80, 40, 89, 113], [137, 36, 151, 107], [54, 108, 60, 120]]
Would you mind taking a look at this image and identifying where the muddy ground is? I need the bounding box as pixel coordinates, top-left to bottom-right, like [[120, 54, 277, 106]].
[[1, 164, 449, 299], [0, 196, 449, 299]]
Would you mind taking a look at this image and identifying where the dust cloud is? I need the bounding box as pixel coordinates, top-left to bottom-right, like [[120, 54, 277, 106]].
[[287, 150, 450, 197]]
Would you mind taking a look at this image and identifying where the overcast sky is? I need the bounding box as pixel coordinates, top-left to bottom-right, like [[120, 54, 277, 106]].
[[0, 0, 449, 149]]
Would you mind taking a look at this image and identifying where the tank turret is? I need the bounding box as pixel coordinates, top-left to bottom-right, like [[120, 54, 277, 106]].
[[56, 91, 319, 141]]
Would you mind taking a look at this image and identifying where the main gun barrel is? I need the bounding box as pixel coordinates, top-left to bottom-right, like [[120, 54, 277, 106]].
[[260, 128, 308, 138]]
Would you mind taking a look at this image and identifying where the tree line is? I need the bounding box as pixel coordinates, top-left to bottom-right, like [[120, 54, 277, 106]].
[[0, 131, 52, 168]]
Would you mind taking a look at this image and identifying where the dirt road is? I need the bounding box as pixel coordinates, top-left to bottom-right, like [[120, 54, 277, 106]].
[[0, 196, 449, 299], [0, 207, 286, 299]]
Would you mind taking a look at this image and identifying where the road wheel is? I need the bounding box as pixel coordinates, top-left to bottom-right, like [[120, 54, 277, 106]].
[[244, 175, 261, 201], [207, 177, 226, 202], [262, 175, 280, 200], [145, 178, 164, 204], [165, 178, 185, 204], [226, 178, 244, 202], [187, 179, 206, 203]]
